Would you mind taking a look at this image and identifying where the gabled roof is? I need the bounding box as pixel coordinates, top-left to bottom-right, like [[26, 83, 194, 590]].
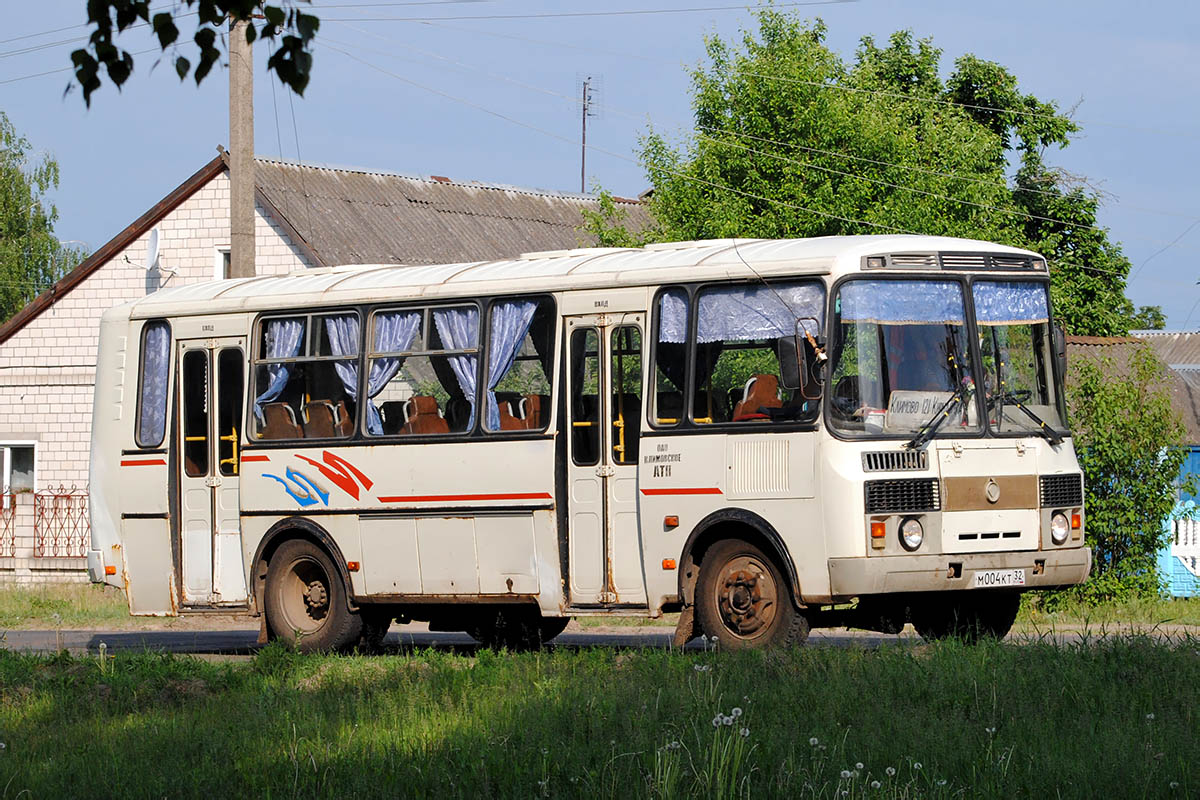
[[0, 152, 651, 347], [1131, 330, 1200, 369]]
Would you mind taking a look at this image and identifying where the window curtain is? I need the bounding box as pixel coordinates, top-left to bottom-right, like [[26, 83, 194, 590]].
[[433, 306, 480, 429], [696, 283, 825, 343], [972, 281, 1049, 325], [253, 318, 304, 422], [485, 300, 539, 430], [365, 311, 422, 434], [137, 321, 171, 446], [324, 314, 361, 404], [658, 289, 689, 344], [839, 280, 965, 325]]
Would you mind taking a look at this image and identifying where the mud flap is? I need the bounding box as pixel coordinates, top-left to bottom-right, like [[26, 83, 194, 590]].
[[672, 605, 698, 647], [256, 614, 270, 646]]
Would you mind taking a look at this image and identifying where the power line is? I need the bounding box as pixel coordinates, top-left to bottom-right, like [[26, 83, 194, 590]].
[[0, 47, 160, 86], [320, 0, 857, 23]]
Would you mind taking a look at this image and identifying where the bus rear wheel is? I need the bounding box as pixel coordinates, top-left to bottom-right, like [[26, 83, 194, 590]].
[[265, 538, 363, 653], [695, 538, 809, 650]]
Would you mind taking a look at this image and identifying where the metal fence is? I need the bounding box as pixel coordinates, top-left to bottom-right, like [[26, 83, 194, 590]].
[[33, 486, 90, 559], [0, 494, 14, 558]]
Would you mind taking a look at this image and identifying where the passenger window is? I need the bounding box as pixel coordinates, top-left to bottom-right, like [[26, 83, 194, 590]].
[[366, 305, 480, 436], [252, 313, 359, 440], [570, 328, 601, 466], [181, 350, 209, 477], [692, 283, 825, 425], [136, 320, 171, 447], [484, 297, 555, 432], [653, 289, 688, 426], [611, 326, 642, 464]]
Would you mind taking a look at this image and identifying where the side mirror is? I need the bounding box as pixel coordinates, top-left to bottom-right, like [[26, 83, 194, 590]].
[[776, 335, 800, 390], [1052, 322, 1067, 380]]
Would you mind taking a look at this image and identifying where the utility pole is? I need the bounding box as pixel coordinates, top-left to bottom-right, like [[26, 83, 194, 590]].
[[228, 17, 255, 279], [580, 76, 592, 194]]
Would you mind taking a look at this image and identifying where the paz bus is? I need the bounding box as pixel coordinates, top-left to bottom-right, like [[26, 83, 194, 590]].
[[87, 236, 1090, 651]]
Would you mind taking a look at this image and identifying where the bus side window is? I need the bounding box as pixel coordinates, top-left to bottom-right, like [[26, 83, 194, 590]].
[[216, 348, 244, 476], [484, 297, 554, 433], [181, 350, 209, 477], [136, 320, 171, 448], [611, 325, 641, 464], [570, 328, 600, 466], [653, 289, 687, 426]]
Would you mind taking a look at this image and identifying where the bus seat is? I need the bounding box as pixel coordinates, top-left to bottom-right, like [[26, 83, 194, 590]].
[[261, 403, 303, 439], [402, 395, 450, 435], [521, 394, 549, 429], [498, 398, 524, 431], [733, 374, 782, 421], [656, 391, 682, 423], [446, 397, 472, 431], [380, 401, 406, 435], [302, 400, 339, 438], [333, 400, 354, 437]]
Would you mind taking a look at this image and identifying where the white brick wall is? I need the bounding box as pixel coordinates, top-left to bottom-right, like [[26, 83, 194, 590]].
[[0, 169, 314, 580]]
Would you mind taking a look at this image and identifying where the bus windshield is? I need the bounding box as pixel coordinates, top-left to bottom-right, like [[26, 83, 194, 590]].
[[830, 279, 980, 437], [973, 280, 1066, 435]]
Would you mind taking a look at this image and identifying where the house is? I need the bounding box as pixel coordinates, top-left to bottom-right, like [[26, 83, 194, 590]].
[[1068, 333, 1200, 598], [0, 151, 648, 583]]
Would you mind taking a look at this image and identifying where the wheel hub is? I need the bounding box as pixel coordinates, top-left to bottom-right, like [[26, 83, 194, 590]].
[[717, 560, 777, 636], [304, 580, 328, 611]]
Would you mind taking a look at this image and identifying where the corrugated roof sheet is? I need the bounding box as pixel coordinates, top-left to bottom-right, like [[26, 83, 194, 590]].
[[254, 158, 652, 266], [1130, 330, 1200, 368]]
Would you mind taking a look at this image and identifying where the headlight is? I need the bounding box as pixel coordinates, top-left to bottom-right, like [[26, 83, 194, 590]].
[[1050, 512, 1070, 545], [899, 517, 924, 551]]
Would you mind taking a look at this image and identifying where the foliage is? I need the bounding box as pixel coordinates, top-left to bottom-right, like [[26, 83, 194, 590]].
[[70, 1, 319, 106], [1131, 304, 1167, 330], [591, 12, 1137, 336], [0, 640, 1196, 797], [1062, 346, 1190, 603], [0, 113, 85, 323]]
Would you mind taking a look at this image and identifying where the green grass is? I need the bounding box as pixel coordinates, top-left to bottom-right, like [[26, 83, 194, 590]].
[[0, 583, 136, 630], [0, 638, 1194, 798], [1018, 594, 1200, 628]]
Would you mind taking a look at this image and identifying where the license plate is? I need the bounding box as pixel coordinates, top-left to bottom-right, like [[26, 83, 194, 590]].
[[972, 569, 1026, 588]]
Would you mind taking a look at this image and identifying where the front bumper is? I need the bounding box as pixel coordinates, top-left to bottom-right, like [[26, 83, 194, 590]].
[[828, 546, 1091, 598], [87, 549, 105, 583]]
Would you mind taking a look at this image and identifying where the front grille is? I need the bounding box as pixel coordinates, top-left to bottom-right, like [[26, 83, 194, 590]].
[[862, 450, 928, 472], [1040, 474, 1083, 507], [939, 252, 1039, 271], [888, 253, 939, 268], [865, 478, 941, 514]]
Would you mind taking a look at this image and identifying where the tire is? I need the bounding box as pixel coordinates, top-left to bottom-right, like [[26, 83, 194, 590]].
[[911, 591, 1019, 643], [694, 538, 809, 650], [468, 607, 562, 651], [264, 538, 363, 653]]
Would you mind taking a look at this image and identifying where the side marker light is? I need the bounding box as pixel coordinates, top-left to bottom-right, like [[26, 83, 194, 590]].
[[346, 561, 360, 572], [104, 565, 116, 576], [662, 558, 677, 570], [664, 515, 679, 529]]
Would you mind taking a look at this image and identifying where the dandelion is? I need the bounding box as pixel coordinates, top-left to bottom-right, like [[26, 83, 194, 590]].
[[914, 762, 922, 770], [1146, 713, 1156, 721], [693, 664, 712, 673], [840, 770, 852, 779], [669, 741, 682, 751], [809, 737, 819, 746], [820, 744, 827, 751], [985, 726, 997, 735], [740, 727, 750, 738], [731, 707, 743, 718], [885, 767, 896, 776], [712, 716, 722, 728], [1170, 781, 1179, 789], [0, 743, 6, 751], [937, 779, 947, 786], [723, 716, 734, 726], [541, 747, 548, 755], [871, 781, 881, 789], [855, 762, 864, 770]]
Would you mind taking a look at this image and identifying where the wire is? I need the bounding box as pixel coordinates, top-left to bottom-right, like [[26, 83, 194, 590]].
[[0, 47, 160, 85], [319, 0, 857, 23], [1128, 218, 1200, 282], [286, 73, 315, 243]]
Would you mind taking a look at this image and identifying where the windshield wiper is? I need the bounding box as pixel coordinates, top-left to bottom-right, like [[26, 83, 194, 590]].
[[904, 383, 971, 450], [988, 391, 1063, 446]]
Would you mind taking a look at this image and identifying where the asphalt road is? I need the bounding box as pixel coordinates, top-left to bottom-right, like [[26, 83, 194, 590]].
[[1, 624, 916, 658]]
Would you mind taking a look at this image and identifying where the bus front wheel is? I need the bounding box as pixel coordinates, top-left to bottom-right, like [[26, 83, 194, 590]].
[[264, 538, 363, 652], [695, 538, 809, 649]]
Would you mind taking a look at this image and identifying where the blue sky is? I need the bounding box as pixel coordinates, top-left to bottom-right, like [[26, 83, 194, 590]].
[[4, 1, 1198, 325]]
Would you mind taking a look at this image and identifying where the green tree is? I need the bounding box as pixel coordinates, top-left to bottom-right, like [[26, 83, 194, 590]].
[[1131, 305, 1167, 330], [70, 1, 319, 106], [0, 113, 84, 323], [586, 11, 1137, 336], [1063, 346, 1189, 602]]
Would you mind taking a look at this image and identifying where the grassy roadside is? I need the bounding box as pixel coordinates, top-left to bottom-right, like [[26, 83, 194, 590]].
[[0, 637, 1195, 798]]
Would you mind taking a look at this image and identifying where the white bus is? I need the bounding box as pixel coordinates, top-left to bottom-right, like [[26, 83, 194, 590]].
[[87, 236, 1090, 651]]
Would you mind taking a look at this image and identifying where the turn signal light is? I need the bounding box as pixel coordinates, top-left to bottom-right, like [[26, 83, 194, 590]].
[[346, 561, 360, 572], [104, 565, 116, 576], [664, 515, 679, 529], [870, 521, 887, 539], [1071, 513, 1081, 530], [662, 558, 677, 570]]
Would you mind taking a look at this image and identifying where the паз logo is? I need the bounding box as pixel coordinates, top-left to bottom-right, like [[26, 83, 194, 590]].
[[264, 451, 373, 507]]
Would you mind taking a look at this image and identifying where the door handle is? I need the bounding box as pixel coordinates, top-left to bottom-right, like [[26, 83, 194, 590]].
[[596, 465, 614, 477]]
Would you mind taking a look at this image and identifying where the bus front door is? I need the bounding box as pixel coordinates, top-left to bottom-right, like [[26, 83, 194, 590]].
[[177, 338, 248, 607], [564, 314, 648, 607]]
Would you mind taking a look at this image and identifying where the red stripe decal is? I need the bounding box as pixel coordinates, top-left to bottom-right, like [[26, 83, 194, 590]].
[[241, 455, 270, 463], [121, 458, 166, 467], [378, 492, 553, 504], [640, 487, 723, 496]]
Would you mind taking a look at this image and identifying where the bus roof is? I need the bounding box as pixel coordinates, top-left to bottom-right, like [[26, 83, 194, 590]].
[[121, 235, 1042, 320]]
